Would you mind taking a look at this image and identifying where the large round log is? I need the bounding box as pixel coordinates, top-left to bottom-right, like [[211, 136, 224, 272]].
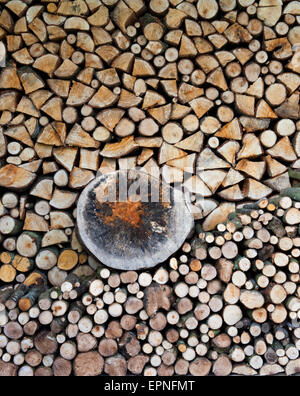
[[77, 170, 194, 271]]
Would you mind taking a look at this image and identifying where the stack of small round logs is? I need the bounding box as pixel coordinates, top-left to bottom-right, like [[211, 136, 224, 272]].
[[1, 188, 300, 376]]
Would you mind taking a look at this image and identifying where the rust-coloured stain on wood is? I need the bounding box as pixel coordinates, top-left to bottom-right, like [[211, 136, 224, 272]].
[[97, 201, 145, 228]]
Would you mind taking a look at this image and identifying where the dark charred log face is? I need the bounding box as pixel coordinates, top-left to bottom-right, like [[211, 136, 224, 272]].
[[76, 170, 194, 271]]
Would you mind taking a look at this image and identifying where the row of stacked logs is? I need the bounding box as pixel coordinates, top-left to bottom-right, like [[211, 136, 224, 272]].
[[0, 0, 299, 234], [0, 0, 299, 296], [1, 188, 300, 376]]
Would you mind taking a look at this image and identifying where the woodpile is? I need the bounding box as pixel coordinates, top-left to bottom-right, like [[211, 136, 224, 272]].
[[0, 0, 299, 377], [0, 190, 299, 376], [0, 0, 298, 219], [76, 170, 195, 271]]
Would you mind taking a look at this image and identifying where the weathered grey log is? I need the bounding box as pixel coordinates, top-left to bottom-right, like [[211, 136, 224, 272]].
[[77, 170, 194, 270]]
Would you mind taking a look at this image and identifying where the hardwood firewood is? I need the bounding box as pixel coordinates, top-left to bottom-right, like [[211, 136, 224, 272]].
[[100, 136, 138, 158], [162, 165, 183, 184], [265, 172, 291, 192], [5, 126, 34, 147], [240, 290, 264, 309], [34, 330, 58, 355], [213, 355, 232, 376], [197, 148, 230, 170], [236, 160, 266, 180], [42, 230, 68, 248], [237, 134, 263, 160], [112, 1, 136, 33], [243, 179, 273, 200], [197, 0, 219, 19], [53, 250, 77, 274], [0, 0, 298, 378], [203, 203, 235, 231], [219, 185, 245, 201], [143, 284, 172, 317], [190, 97, 214, 118], [174, 131, 203, 153], [189, 358, 211, 376], [52, 357, 72, 377], [65, 124, 99, 149], [55, 60, 79, 79], [53, 147, 77, 173], [215, 118, 242, 140], [256, 99, 278, 119], [267, 137, 297, 162], [104, 354, 127, 376], [19, 285, 46, 312], [23, 212, 49, 233]]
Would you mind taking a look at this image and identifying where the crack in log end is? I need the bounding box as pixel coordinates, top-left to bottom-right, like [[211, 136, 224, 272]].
[[90, 190, 170, 249]]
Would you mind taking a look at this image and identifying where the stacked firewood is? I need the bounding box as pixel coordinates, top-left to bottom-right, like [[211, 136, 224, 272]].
[[0, 0, 299, 227], [0, 0, 300, 377], [0, 190, 300, 376], [0, 187, 93, 286]]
